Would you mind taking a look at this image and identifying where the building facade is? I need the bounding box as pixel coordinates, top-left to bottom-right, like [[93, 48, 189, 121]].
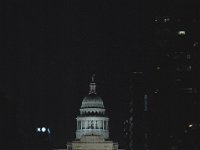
[[128, 4, 200, 150], [55, 76, 120, 150], [75, 79, 109, 140]]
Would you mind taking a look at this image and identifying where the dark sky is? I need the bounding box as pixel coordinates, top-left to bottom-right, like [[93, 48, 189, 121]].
[[1, 0, 198, 148], [0, 0, 144, 147]]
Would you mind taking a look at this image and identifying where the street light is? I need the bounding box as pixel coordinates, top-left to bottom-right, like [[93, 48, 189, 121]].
[[36, 127, 51, 134], [41, 127, 46, 132], [189, 124, 193, 128]]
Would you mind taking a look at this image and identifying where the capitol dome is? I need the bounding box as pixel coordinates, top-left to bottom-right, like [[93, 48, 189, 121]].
[[76, 75, 109, 139], [80, 80, 105, 115], [81, 94, 104, 109]]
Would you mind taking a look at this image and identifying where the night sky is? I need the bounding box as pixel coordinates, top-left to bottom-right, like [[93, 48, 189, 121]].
[[1, 0, 144, 147], [1, 0, 198, 148]]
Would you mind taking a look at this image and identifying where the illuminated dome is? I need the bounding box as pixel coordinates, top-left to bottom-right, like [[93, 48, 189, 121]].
[[76, 75, 109, 139], [81, 94, 104, 109], [80, 78, 105, 115]]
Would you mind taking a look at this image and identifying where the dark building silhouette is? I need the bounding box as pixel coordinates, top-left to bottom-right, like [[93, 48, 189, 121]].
[[128, 3, 200, 150], [128, 71, 150, 150]]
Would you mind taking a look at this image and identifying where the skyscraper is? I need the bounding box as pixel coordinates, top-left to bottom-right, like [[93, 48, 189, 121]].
[[129, 4, 200, 150], [150, 11, 200, 150], [128, 71, 151, 150]]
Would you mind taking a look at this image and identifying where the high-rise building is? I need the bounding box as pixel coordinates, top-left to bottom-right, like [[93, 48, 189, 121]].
[[128, 71, 151, 150], [129, 4, 200, 150], [150, 8, 200, 150]]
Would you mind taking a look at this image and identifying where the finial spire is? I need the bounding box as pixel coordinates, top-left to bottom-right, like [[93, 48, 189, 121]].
[[89, 74, 96, 94], [92, 74, 95, 83]]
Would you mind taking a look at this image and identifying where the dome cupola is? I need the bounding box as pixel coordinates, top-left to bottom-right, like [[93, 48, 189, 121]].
[[80, 75, 105, 115]]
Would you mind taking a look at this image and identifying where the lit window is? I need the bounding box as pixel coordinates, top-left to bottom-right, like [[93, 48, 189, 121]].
[[164, 18, 170, 22], [178, 31, 186, 35], [156, 66, 161, 70], [123, 120, 128, 124], [193, 41, 198, 47], [188, 65, 192, 71], [154, 89, 159, 94], [186, 54, 191, 59], [129, 116, 133, 121], [133, 71, 143, 74], [183, 88, 193, 93], [129, 107, 133, 113], [176, 66, 192, 72]]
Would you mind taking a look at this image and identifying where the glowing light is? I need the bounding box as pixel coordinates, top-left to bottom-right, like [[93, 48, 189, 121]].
[[41, 127, 46, 132], [189, 124, 193, 128], [37, 128, 41, 132], [178, 31, 186, 35], [193, 42, 198, 47], [154, 89, 159, 94], [156, 66, 160, 70], [47, 128, 51, 134]]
